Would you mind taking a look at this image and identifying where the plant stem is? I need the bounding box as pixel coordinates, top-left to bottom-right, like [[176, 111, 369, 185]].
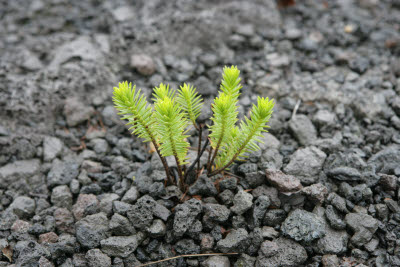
[[206, 143, 213, 172], [184, 137, 209, 182], [197, 124, 203, 173]]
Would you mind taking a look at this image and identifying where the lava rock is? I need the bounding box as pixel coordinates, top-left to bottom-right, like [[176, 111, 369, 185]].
[[86, 249, 111, 267], [249, 196, 270, 229], [72, 194, 99, 221], [217, 228, 249, 253], [175, 239, 200, 255], [265, 170, 302, 192], [131, 54, 156, 76], [146, 219, 166, 237], [14, 241, 51, 266], [263, 209, 287, 227], [188, 175, 218, 196], [100, 234, 143, 258], [76, 213, 109, 249], [203, 255, 230, 267], [54, 208, 75, 234], [203, 203, 231, 223], [289, 114, 317, 146], [256, 237, 307, 267], [368, 145, 400, 174], [281, 209, 326, 242], [316, 224, 348, 254], [51, 185, 73, 208], [325, 205, 346, 230], [127, 196, 155, 230], [231, 190, 254, 215], [43, 136, 63, 161], [301, 183, 329, 203], [64, 97, 94, 127], [327, 167, 362, 181], [173, 198, 202, 237], [47, 159, 79, 188], [109, 213, 136, 236], [345, 212, 378, 247], [10, 196, 36, 219], [121, 186, 139, 204], [284, 146, 327, 185]]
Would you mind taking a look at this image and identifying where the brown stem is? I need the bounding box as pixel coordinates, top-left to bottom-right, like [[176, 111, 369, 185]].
[[153, 141, 173, 185], [197, 124, 203, 173], [184, 138, 210, 182], [206, 144, 213, 173], [175, 155, 185, 191]]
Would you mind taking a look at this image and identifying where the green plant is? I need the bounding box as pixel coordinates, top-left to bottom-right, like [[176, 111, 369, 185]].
[[113, 66, 274, 191]]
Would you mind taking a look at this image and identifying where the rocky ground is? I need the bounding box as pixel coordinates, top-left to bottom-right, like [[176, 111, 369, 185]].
[[1, 0, 400, 266]]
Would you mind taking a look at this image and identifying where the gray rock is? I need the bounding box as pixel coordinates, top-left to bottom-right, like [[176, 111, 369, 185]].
[[0, 159, 40, 188], [43, 136, 63, 161], [54, 208, 75, 234], [345, 212, 378, 247], [146, 219, 166, 237], [99, 193, 119, 216], [349, 57, 369, 74], [204, 203, 231, 223], [113, 201, 132, 216], [327, 193, 349, 213], [14, 241, 51, 266], [131, 54, 156, 76], [64, 97, 94, 127], [134, 175, 153, 194], [70, 179, 80, 194], [322, 254, 340, 267], [10, 196, 36, 219], [203, 255, 230, 267], [111, 6, 135, 21], [265, 170, 302, 192], [175, 239, 200, 255], [263, 209, 286, 227], [284, 146, 327, 185], [127, 196, 155, 230], [327, 167, 362, 181], [47, 159, 79, 188], [51, 185, 73, 208], [188, 175, 218, 196], [50, 36, 104, 69], [259, 148, 283, 170], [231, 190, 254, 215], [261, 226, 279, 239], [242, 171, 266, 188], [217, 228, 249, 253], [91, 138, 109, 154], [249, 196, 270, 229], [76, 213, 109, 249], [39, 256, 55, 267], [301, 183, 329, 203], [281, 209, 326, 242], [121, 186, 139, 204], [173, 198, 202, 237], [234, 254, 256, 267], [218, 189, 234, 205], [325, 205, 346, 230], [153, 202, 171, 221], [219, 177, 237, 191], [289, 114, 317, 146], [86, 249, 111, 267], [109, 209, 134, 231], [237, 163, 258, 174], [256, 238, 307, 267], [100, 234, 143, 258], [313, 110, 336, 128], [379, 174, 398, 192], [316, 224, 348, 254], [72, 194, 99, 220], [259, 132, 281, 150]]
